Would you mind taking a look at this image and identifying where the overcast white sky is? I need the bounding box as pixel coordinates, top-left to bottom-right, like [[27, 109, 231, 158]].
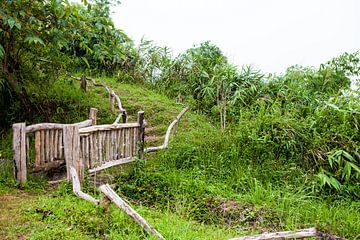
[[110, 0, 359, 74]]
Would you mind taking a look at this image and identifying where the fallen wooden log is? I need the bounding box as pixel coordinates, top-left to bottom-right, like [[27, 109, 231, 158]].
[[229, 227, 317, 240], [70, 166, 99, 205], [99, 184, 165, 240], [145, 107, 189, 153], [31, 159, 65, 173]]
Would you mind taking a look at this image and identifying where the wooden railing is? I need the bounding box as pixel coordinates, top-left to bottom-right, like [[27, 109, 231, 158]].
[[13, 109, 145, 184], [79, 112, 144, 174], [13, 108, 96, 183]]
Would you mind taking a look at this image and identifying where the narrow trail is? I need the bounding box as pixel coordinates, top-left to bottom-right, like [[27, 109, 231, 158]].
[[0, 191, 38, 239]]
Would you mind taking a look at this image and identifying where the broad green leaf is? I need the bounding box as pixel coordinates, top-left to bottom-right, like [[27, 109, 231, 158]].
[[25, 36, 45, 45], [7, 18, 15, 29], [0, 44, 4, 59], [81, 57, 90, 68]]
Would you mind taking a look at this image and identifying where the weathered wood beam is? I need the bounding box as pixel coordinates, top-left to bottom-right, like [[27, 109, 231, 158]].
[[25, 120, 92, 133], [99, 184, 165, 240], [13, 123, 27, 184], [89, 108, 98, 125], [63, 125, 82, 182], [79, 123, 140, 134], [145, 107, 189, 153], [229, 228, 317, 240], [137, 111, 145, 158], [70, 166, 99, 205], [31, 159, 65, 173], [88, 157, 134, 174]]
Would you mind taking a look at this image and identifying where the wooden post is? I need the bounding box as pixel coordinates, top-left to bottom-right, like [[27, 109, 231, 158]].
[[89, 108, 98, 125], [80, 75, 87, 92], [13, 123, 27, 184], [121, 110, 127, 123], [63, 125, 83, 183], [137, 111, 145, 159], [109, 90, 115, 112]]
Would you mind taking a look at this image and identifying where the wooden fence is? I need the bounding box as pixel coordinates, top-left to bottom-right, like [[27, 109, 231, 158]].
[[13, 109, 145, 184]]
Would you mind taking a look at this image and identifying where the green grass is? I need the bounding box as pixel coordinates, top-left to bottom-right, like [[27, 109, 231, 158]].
[[1, 76, 359, 239]]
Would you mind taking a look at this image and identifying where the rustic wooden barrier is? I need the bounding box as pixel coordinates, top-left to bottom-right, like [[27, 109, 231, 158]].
[[12, 109, 97, 184], [13, 108, 145, 184], [78, 111, 145, 175]]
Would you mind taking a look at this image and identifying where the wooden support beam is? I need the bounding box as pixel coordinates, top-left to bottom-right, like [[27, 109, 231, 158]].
[[70, 166, 99, 205], [79, 123, 140, 134], [63, 125, 83, 182], [31, 160, 65, 173], [137, 111, 145, 159], [89, 108, 98, 125], [99, 184, 165, 240], [25, 120, 92, 133], [13, 123, 27, 184], [88, 157, 134, 174], [110, 90, 115, 112], [229, 228, 317, 240]]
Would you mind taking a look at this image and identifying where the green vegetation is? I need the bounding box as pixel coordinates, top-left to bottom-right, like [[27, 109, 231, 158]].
[[1, 0, 359, 239]]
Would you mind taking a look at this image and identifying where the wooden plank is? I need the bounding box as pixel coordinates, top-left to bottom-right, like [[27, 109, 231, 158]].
[[89, 134, 94, 168], [229, 228, 317, 240], [106, 131, 110, 162], [88, 157, 135, 174], [85, 136, 90, 168], [110, 90, 115, 112], [89, 108, 98, 125], [63, 125, 82, 182], [32, 160, 65, 173], [110, 130, 115, 161], [93, 132, 99, 168], [40, 130, 45, 164], [45, 130, 50, 163], [26, 135, 30, 162], [137, 111, 145, 158], [120, 128, 125, 158], [49, 130, 53, 162], [98, 131, 103, 166], [79, 123, 140, 134], [54, 129, 58, 159], [124, 128, 130, 157], [59, 130, 63, 159], [25, 120, 92, 133], [13, 123, 27, 184], [35, 131, 41, 165], [133, 127, 138, 156], [99, 184, 164, 240]]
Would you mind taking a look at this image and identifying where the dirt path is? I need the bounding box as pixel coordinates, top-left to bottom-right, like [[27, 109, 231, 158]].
[[0, 191, 38, 240]]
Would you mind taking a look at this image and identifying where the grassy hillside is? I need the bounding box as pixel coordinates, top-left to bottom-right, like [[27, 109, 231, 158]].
[[0, 77, 359, 239]]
